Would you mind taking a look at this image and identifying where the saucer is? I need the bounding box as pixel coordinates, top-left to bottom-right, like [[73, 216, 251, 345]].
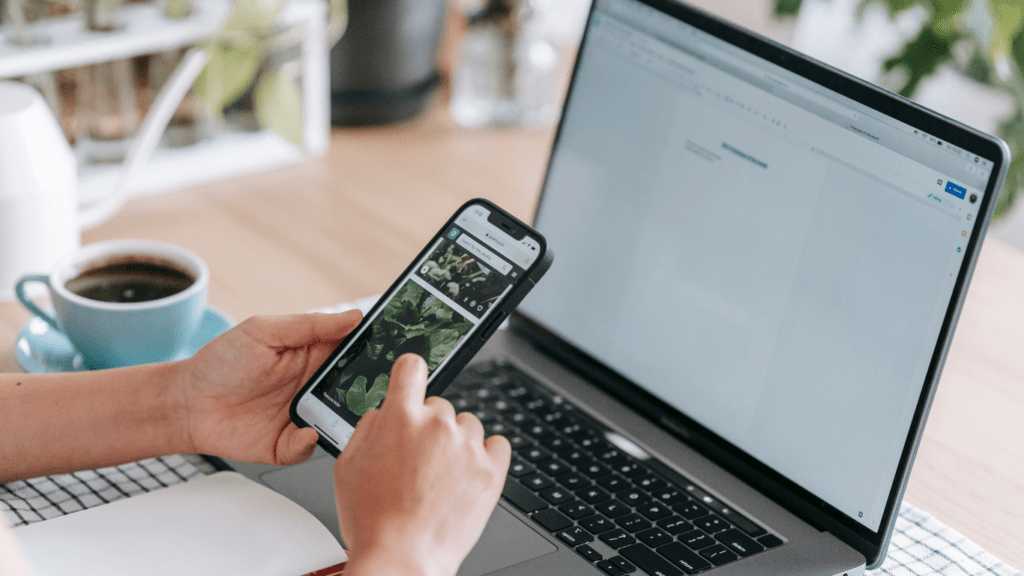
[[14, 307, 234, 373]]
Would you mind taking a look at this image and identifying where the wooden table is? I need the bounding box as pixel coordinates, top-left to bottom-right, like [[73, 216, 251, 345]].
[[2, 103, 1021, 569]]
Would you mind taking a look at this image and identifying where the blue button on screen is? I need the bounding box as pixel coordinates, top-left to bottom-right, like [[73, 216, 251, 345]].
[[945, 181, 967, 199]]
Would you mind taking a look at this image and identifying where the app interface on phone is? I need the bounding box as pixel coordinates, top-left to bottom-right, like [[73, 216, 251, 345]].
[[302, 205, 541, 438]]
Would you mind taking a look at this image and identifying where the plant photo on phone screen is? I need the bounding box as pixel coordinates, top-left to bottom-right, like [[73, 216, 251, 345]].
[[313, 280, 474, 417], [416, 240, 510, 318]]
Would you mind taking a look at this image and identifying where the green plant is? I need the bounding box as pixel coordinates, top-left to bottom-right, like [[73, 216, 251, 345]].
[[328, 281, 474, 416], [192, 0, 348, 145], [775, 0, 1024, 217]]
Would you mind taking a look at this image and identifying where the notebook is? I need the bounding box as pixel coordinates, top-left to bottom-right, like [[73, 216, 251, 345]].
[[12, 472, 346, 576]]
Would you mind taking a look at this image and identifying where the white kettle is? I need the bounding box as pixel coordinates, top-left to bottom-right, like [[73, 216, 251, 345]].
[[0, 50, 208, 300]]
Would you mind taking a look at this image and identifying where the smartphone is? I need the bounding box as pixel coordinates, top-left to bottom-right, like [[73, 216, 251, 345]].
[[290, 199, 553, 456]]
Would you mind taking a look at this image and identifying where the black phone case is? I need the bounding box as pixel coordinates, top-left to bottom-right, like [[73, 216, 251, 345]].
[[289, 198, 553, 457]]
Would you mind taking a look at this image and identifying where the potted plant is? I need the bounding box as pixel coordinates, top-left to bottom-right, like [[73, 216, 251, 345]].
[[192, 0, 348, 145], [776, 0, 1024, 218]]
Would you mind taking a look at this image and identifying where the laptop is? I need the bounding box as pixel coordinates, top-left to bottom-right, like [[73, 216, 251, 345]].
[[220, 0, 1009, 574]]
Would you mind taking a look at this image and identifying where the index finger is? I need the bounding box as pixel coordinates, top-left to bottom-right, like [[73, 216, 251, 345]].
[[383, 353, 429, 413]]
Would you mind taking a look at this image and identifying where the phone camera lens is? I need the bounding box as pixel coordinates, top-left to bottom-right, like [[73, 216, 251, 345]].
[[969, 194, 978, 204]]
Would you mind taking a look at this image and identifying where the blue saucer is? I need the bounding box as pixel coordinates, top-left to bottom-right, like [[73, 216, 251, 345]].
[[15, 307, 234, 373]]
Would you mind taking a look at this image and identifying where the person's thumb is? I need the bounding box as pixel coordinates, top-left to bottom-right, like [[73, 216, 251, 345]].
[[243, 311, 363, 351]]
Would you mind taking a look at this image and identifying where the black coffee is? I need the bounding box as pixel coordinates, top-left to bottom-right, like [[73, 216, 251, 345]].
[[65, 260, 196, 303]]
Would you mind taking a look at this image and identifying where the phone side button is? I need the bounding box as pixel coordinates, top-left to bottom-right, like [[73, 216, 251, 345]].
[[480, 311, 509, 340]]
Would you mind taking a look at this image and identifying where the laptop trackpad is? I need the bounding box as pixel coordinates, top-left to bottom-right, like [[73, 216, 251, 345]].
[[458, 505, 556, 576], [262, 460, 554, 575]]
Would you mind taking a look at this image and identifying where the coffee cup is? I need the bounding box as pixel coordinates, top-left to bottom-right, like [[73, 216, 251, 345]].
[[15, 240, 209, 370]]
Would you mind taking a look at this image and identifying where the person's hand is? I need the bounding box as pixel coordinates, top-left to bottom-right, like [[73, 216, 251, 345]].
[[177, 311, 362, 465], [335, 354, 511, 576]]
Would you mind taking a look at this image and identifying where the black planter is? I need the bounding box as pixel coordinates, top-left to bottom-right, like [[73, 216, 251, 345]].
[[330, 0, 448, 125]]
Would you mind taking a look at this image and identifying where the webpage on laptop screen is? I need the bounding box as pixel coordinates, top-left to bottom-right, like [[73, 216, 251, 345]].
[[524, 0, 991, 532]]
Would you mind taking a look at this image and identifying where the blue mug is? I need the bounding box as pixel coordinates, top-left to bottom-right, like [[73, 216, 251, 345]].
[[15, 240, 209, 370]]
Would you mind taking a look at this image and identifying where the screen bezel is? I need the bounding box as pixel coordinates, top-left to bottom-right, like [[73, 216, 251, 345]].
[[512, 0, 1008, 567], [292, 198, 549, 454]]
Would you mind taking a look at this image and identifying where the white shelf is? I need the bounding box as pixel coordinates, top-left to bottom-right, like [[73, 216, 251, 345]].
[[0, 0, 329, 216], [0, 1, 232, 79]]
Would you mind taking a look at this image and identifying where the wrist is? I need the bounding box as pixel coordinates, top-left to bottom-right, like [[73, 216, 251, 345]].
[[162, 358, 198, 454], [345, 545, 455, 576]]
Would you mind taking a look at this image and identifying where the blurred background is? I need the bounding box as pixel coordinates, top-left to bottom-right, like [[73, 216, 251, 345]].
[[2, 0, 1024, 279]]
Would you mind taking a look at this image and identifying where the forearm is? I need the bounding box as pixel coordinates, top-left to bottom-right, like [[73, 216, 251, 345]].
[[0, 362, 191, 484]]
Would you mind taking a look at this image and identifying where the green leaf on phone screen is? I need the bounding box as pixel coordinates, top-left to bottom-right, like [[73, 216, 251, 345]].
[[346, 374, 389, 415], [345, 375, 369, 415], [365, 374, 388, 411]]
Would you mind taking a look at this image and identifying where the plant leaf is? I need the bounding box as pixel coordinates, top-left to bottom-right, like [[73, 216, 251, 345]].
[[193, 37, 264, 117], [254, 70, 304, 145], [345, 375, 369, 415], [882, 23, 959, 97], [328, 0, 349, 46], [223, 0, 283, 34], [364, 373, 389, 412]]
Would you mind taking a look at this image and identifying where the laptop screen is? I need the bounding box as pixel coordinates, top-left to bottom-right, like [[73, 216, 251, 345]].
[[520, 0, 998, 535]]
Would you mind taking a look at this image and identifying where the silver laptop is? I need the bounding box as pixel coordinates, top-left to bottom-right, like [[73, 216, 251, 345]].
[[223, 0, 1009, 574]]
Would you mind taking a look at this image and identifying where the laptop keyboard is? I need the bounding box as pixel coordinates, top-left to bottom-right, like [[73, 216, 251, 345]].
[[442, 361, 784, 575]]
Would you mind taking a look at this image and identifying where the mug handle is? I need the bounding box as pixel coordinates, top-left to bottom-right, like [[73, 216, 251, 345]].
[[14, 275, 62, 332]]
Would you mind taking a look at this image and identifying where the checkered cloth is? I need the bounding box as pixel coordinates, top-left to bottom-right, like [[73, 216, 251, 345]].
[[869, 503, 1021, 576], [3, 460, 1019, 575], [1, 455, 216, 527]]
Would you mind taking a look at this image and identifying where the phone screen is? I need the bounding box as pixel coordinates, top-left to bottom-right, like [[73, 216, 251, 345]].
[[295, 203, 544, 448]]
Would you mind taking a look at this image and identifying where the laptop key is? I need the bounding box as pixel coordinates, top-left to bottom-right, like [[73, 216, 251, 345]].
[[678, 529, 715, 550], [485, 420, 513, 435], [595, 500, 631, 518], [616, 513, 652, 533], [650, 489, 687, 506], [521, 473, 554, 491], [502, 480, 547, 513], [616, 488, 651, 507], [609, 556, 637, 573], [595, 559, 625, 575], [634, 475, 667, 492], [699, 544, 738, 565], [694, 514, 729, 534], [619, 544, 683, 576], [656, 542, 712, 573], [539, 460, 571, 477], [576, 486, 612, 504], [581, 462, 613, 479], [505, 434, 530, 450], [508, 459, 534, 478], [560, 450, 594, 469], [636, 527, 673, 547], [556, 526, 594, 547], [614, 462, 647, 478], [657, 516, 694, 535], [637, 502, 672, 521], [757, 534, 784, 548], [558, 500, 596, 520], [521, 446, 553, 463], [716, 507, 767, 538], [600, 529, 637, 549], [559, 471, 591, 490], [531, 508, 573, 532], [674, 499, 710, 520], [575, 544, 603, 563], [540, 487, 575, 505], [539, 434, 572, 452], [716, 528, 765, 556], [580, 515, 616, 534], [596, 474, 630, 492]]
